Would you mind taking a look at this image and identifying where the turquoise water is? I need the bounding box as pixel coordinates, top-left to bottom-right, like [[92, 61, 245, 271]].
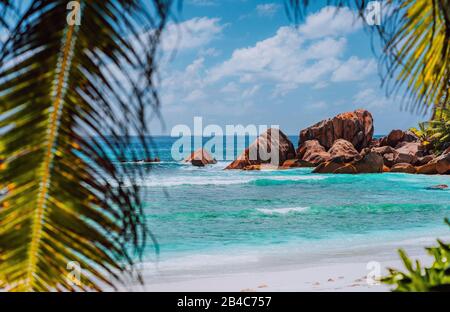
[[123, 136, 450, 263]]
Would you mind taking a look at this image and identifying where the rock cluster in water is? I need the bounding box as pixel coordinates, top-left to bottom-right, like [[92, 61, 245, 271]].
[[225, 128, 295, 170], [223, 109, 450, 175], [184, 148, 217, 167]]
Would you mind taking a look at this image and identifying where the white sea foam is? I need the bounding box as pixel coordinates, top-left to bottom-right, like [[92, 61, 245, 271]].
[[113, 173, 328, 188], [145, 178, 253, 187], [266, 176, 326, 181], [256, 207, 310, 215]]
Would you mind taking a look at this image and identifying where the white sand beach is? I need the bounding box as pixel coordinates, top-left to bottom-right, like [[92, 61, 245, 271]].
[[123, 235, 446, 292]]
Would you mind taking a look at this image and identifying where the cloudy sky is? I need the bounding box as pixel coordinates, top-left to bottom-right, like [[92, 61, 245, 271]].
[[151, 0, 426, 135]]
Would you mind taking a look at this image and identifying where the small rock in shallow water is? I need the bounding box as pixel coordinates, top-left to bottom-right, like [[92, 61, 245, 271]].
[[426, 184, 448, 190]]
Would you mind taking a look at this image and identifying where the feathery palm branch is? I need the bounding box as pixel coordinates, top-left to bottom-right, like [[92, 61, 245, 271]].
[[0, 0, 172, 291]]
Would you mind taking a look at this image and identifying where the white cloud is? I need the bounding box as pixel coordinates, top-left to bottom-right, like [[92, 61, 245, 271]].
[[185, 89, 206, 102], [353, 88, 391, 108], [201, 9, 375, 97], [206, 26, 347, 89], [242, 85, 260, 98], [331, 56, 376, 82], [199, 47, 221, 57], [256, 3, 281, 17], [159, 7, 377, 116], [161, 17, 224, 52], [220, 82, 239, 93], [298, 6, 362, 39], [188, 0, 217, 6], [160, 57, 207, 105]]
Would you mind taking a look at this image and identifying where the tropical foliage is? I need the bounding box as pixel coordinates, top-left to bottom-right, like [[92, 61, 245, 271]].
[[382, 219, 450, 291], [0, 0, 172, 291], [410, 105, 450, 153]]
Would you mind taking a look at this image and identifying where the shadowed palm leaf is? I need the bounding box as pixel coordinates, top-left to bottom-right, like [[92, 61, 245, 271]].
[[0, 0, 172, 291]]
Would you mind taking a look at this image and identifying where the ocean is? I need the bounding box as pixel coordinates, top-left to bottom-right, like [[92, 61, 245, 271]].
[[118, 136, 450, 271]]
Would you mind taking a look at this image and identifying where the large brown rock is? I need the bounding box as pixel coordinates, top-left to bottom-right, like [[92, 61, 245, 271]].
[[352, 151, 384, 173], [395, 142, 424, 157], [334, 164, 358, 174], [297, 140, 331, 165], [380, 129, 419, 148], [225, 128, 295, 169], [380, 129, 404, 147], [432, 152, 450, 174], [416, 155, 435, 166], [383, 153, 397, 167], [313, 151, 383, 174], [184, 148, 217, 167], [281, 159, 315, 168], [312, 160, 346, 174], [299, 109, 374, 151], [372, 146, 397, 156], [371, 146, 399, 167], [391, 163, 416, 174], [328, 139, 359, 162], [395, 153, 416, 165], [416, 162, 438, 175]]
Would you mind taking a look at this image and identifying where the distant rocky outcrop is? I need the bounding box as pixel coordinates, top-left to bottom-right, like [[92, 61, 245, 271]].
[[299, 109, 374, 151], [224, 108, 448, 175], [225, 128, 295, 170], [184, 148, 217, 167]]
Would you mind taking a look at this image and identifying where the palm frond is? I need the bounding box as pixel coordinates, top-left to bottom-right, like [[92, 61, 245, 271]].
[[381, 0, 450, 113], [0, 0, 172, 291]]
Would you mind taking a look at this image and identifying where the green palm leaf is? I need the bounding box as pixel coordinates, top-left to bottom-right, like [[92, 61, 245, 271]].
[[383, 0, 450, 112], [0, 0, 172, 291]]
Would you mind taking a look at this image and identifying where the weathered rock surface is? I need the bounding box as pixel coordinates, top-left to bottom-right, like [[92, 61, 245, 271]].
[[390, 163, 416, 174], [352, 151, 384, 173], [334, 164, 357, 174], [184, 148, 217, 167], [380, 129, 419, 148], [416, 155, 435, 166], [313, 151, 383, 174], [241, 164, 280, 171], [297, 140, 331, 165], [416, 162, 438, 175], [312, 160, 346, 174], [431, 152, 450, 174], [299, 109, 374, 151], [328, 139, 359, 162], [281, 159, 315, 168], [225, 128, 295, 169], [395, 142, 423, 158], [371, 146, 399, 167]]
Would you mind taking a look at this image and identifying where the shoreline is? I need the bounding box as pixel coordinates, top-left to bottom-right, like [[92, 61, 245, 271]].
[[122, 234, 447, 292]]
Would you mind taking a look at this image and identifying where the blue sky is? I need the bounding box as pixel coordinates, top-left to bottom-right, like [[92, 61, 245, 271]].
[[151, 0, 427, 135]]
